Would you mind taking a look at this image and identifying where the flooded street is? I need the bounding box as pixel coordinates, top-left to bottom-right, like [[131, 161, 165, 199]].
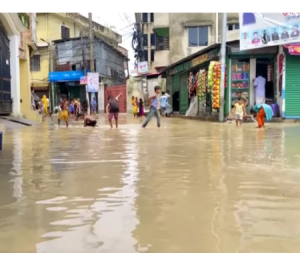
[[1, 116, 300, 252]]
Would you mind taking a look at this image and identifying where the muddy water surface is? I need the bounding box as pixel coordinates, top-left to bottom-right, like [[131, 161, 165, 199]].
[[1, 116, 300, 252]]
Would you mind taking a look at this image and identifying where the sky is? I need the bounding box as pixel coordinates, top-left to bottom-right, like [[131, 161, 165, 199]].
[[81, 13, 136, 72]]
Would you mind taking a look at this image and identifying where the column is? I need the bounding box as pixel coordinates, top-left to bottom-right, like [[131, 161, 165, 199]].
[[98, 82, 105, 113], [9, 35, 21, 115]]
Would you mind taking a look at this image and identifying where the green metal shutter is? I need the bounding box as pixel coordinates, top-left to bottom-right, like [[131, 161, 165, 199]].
[[172, 74, 180, 92], [285, 55, 300, 118], [179, 72, 189, 114]]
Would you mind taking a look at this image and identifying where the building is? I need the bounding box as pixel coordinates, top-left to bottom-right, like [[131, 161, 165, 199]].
[[52, 37, 128, 112], [135, 13, 239, 73], [0, 13, 39, 117], [32, 13, 122, 103], [118, 45, 129, 78]]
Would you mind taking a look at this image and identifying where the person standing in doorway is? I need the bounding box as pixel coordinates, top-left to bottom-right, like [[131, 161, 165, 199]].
[[254, 73, 266, 104], [142, 86, 161, 128]]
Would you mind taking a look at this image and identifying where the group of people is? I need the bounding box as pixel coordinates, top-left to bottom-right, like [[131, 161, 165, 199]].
[[232, 73, 273, 129], [131, 96, 145, 117]]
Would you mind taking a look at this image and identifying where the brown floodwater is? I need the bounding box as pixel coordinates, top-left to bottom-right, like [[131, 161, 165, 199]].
[[1, 115, 300, 252]]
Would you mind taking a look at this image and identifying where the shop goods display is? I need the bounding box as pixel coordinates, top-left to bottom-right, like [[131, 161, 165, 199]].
[[208, 61, 227, 109], [198, 70, 206, 102], [188, 72, 195, 98]]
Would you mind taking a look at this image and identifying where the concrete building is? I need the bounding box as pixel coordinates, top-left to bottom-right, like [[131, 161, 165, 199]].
[[32, 13, 122, 98], [0, 13, 37, 117], [135, 13, 239, 73], [52, 37, 128, 112]]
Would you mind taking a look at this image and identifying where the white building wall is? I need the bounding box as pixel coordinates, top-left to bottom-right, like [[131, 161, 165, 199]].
[[9, 35, 21, 115]]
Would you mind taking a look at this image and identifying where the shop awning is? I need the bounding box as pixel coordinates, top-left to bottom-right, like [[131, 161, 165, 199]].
[[161, 40, 239, 74]]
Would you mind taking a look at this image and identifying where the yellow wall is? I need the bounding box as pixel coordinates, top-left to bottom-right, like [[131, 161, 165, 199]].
[[33, 13, 81, 85], [20, 45, 42, 122]]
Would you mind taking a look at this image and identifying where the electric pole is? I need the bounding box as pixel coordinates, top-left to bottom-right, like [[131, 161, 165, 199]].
[[89, 13, 94, 72], [81, 29, 90, 115], [219, 13, 227, 122]]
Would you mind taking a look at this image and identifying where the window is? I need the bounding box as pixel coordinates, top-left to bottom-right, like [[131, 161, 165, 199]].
[[151, 50, 155, 62], [143, 34, 148, 47], [150, 13, 154, 22], [30, 55, 40, 72], [150, 34, 156, 46], [61, 25, 70, 40], [227, 23, 239, 31], [142, 13, 148, 23], [188, 26, 208, 47], [143, 50, 148, 61]]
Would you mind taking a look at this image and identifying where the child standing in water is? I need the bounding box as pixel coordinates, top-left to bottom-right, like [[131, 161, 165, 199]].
[[142, 86, 161, 128], [233, 97, 246, 127]]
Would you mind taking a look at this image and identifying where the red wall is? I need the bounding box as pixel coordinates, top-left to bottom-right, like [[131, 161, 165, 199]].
[[104, 85, 127, 113]]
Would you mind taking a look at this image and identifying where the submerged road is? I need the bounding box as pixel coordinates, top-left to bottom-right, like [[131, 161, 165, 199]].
[[1, 115, 300, 252]]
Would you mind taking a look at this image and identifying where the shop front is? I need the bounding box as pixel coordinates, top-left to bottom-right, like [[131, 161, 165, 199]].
[[49, 70, 86, 107], [227, 42, 279, 117], [282, 46, 300, 118], [165, 44, 225, 116]]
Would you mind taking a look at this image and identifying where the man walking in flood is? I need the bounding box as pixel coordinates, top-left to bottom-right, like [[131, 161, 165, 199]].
[[58, 97, 69, 128]]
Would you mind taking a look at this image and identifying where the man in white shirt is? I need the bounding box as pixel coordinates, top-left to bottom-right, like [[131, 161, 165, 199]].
[[254, 73, 266, 104]]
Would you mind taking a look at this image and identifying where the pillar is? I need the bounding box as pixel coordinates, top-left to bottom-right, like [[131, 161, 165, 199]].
[[9, 35, 21, 115], [98, 82, 105, 113]]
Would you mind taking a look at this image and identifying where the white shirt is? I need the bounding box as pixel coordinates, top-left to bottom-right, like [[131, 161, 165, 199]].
[[254, 76, 266, 97]]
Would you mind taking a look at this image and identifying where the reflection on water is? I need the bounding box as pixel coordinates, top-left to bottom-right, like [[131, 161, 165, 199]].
[[1, 117, 300, 252]]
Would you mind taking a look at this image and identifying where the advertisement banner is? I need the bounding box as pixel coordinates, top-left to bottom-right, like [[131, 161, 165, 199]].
[[284, 44, 300, 55], [138, 61, 148, 74], [239, 13, 300, 51], [86, 72, 99, 93], [80, 76, 87, 85]]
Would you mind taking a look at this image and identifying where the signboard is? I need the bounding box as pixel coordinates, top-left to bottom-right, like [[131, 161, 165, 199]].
[[239, 13, 300, 51], [87, 72, 99, 93], [80, 76, 87, 85], [138, 61, 148, 74], [284, 44, 300, 55], [192, 54, 208, 67], [49, 70, 84, 82]]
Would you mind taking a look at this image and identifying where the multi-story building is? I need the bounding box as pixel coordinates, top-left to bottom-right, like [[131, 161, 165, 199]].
[[0, 13, 39, 119], [32, 13, 122, 99], [135, 13, 239, 73]]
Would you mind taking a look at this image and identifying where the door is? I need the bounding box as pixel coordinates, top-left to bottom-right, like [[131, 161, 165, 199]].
[[0, 21, 11, 114], [179, 72, 189, 114], [104, 85, 127, 113]]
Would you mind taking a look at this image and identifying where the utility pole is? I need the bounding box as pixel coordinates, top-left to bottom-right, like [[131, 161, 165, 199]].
[[46, 40, 55, 112], [88, 13, 94, 115], [89, 13, 95, 73], [81, 29, 90, 115], [219, 13, 227, 122]]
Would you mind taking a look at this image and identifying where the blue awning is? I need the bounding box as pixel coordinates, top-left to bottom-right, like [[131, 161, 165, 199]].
[[49, 71, 84, 82]]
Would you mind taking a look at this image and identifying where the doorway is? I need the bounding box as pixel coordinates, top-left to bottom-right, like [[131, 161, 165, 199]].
[[256, 58, 275, 102], [173, 91, 179, 112]]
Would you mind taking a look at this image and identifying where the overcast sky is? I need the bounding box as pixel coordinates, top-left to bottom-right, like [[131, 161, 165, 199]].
[[81, 13, 136, 72]]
